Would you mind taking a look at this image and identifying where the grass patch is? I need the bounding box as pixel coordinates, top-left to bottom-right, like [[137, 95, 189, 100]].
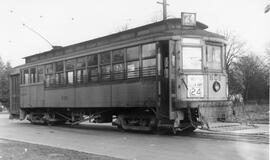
[[229, 104, 269, 124]]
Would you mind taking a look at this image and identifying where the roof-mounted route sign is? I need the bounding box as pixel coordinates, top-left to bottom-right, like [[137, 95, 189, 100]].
[[181, 12, 196, 27]]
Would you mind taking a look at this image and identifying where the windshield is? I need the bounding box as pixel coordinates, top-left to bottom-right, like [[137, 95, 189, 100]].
[[206, 45, 222, 70], [182, 47, 202, 70]]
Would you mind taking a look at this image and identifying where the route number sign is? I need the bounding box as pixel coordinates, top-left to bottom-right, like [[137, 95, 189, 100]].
[[181, 12, 196, 27], [187, 75, 204, 98]]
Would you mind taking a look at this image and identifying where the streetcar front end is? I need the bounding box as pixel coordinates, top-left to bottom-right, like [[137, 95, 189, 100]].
[[169, 36, 231, 131]]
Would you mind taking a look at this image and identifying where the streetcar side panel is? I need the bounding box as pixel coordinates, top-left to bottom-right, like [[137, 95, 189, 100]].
[[75, 85, 111, 108], [21, 84, 44, 108]]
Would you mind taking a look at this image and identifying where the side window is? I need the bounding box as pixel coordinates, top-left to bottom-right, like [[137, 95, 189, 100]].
[[55, 61, 64, 72], [112, 49, 125, 80], [100, 52, 111, 65], [87, 54, 98, 66], [65, 59, 75, 84], [30, 67, 36, 83], [100, 52, 111, 80], [55, 61, 64, 86], [45, 64, 54, 87], [126, 46, 139, 78], [87, 54, 98, 82], [206, 45, 222, 70], [142, 43, 156, 58], [37, 66, 44, 83], [101, 65, 111, 80], [76, 57, 87, 84], [22, 69, 29, 84], [142, 43, 156, 77], [45, 64, 53, 74], [142, 58, 156, 77]]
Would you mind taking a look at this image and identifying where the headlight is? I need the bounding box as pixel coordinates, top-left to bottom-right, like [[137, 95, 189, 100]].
[[213, 81, 221, 92]]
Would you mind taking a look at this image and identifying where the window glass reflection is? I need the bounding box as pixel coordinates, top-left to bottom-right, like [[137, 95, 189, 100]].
[[182, 47, 202, 70]]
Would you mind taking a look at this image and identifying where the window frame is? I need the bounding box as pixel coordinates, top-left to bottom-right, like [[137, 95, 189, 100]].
[[112, 48, 125, 80], [87, 54, 99, 82], [54, 61, 65, 86], [181, 46, 203, 71], [76, 57, 87, 84], [205, 44, 223, 71], [44, 63, 55, 87], [29, 67, 37, 83], [37, 66, 44, 83], [141, 43, 157, 77], [22, 68, 29, 84], [126, 45, 140, 79]]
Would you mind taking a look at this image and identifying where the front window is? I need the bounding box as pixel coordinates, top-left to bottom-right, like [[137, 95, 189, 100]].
[[182, 47, 202, 70], [206, 45, 222, 70]]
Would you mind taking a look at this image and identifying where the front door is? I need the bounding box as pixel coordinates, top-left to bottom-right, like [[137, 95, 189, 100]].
[[156, 41, 170, 119], [10, 74, 20, 116]]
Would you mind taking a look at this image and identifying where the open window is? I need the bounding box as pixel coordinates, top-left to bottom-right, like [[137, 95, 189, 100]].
[[126, 46, 139, 78], [142, 43, 156, 77]]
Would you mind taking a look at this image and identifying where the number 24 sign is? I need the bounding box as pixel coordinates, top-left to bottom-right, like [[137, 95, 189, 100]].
[[187, 75, 204, 98]]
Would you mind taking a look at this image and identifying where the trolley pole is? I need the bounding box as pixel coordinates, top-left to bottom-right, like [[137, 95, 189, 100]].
[[22, 23, 58, 49], [157, 0, 169, 20]]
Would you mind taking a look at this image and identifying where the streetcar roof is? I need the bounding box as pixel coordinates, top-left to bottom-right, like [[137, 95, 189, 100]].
[[23, 18, 224, 64]]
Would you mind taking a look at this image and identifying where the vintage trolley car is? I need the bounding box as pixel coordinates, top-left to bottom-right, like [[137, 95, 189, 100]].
[[9, 17, 230, 132]]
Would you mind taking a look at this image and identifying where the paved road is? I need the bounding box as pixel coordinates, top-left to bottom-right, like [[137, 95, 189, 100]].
[[0, 114, 268, 160]]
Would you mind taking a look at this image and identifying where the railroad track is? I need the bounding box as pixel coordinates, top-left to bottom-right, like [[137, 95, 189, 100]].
[[45, 122, 270, 144], [190, 131, 269, 144]]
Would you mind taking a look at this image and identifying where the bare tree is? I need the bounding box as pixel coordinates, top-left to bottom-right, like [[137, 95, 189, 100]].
[[236, 54, 269, 102], [216, 29, 246, 95], [265, 43, 270, 68], [149, 14, 163, 23], [217, 29, 246, 73], [116, 23, 130, 32]]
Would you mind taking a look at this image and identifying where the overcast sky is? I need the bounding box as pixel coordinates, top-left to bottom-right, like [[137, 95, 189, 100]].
[[1, 0, 270, 66]]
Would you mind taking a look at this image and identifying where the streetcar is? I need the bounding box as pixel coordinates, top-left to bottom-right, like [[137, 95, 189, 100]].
[[9, 13, 230, 133]]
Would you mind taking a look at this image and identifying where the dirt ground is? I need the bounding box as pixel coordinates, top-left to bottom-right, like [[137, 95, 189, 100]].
[[0, 139, 123, 160], [228, 104, 269, 124]]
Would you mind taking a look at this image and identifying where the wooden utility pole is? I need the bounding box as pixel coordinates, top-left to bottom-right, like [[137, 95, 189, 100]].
[[157, 0, 169, 20]]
